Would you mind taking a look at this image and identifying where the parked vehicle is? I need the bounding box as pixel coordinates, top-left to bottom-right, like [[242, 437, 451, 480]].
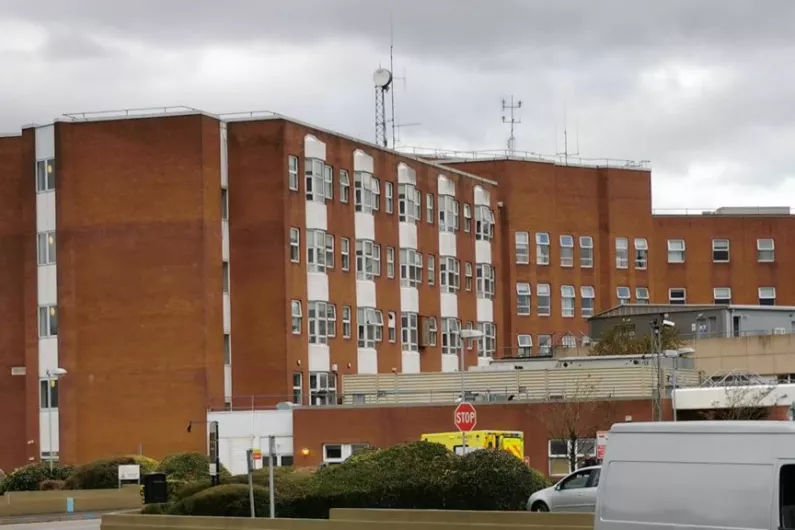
[[596, 421, 795, 530], [527, 465, 600, 512], [420, 430, 524, 459]]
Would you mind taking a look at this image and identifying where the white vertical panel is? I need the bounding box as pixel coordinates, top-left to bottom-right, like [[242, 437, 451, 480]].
[[440, 293, 458, 318], [221, 221, 230, 261], [37, 266, 57, 305], [398, 223, 418, 250], [35, 125, 55, 159], [477, 357, 492, 368], [307, 273, 330, 302], [224, 365, 232, 400], [308, 344, 331, 372], [355, 280, 376, 308], [400, 287, 419, 313], [476, 299, 494, 322], [437, 175, 455, 195], [353, 150, 374, 172], [401, 352, 421, 373], [35, 193, 56, 231], [305, 202, 328, 231], [305, 135, 327, 161], [475, 241, 492, 264], [357, 349, 378, 374], [397, 163, 416, 184], [223, 293, 231, 333], [473, 185, 490, 206], [220, 123, 228, 188], [441, 354, 459, 372], [439, 233, 456, 257], [39, 410, 59, 452], [354, 213, 375, 241], [38, 340, 58, 376]]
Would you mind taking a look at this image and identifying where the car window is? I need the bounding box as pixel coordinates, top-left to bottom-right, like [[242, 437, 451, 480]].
[[560, 469, 591, 490], [588, 469, 601, 487]]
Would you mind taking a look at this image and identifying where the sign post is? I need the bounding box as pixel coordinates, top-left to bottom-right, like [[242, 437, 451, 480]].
[[208, 421, 220, 486], [245, 449, 257, 518], [268, 435, 276, 519], [596, 431, 608, 461], [454, 402, 477, 455]]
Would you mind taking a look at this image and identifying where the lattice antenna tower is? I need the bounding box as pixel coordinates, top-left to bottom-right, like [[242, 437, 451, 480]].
[[373, 67, 393, 148], [501, 96, 522, 153]]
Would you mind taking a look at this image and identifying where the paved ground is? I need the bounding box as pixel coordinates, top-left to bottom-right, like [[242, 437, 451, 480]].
[[0, 515, 102, 529]]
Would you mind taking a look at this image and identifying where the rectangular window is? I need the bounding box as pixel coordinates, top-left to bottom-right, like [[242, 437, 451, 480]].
[[634, 238, 648, 269], [400, 249, 423, 288], [324, 164, 334, 200], [37, 232, 56, 266], [539, 335, 552, 356], [668, 239, 686, 263], [424, 316, 436, 346], [305, 158, 325, 202], [401, 312, 419, 351], [561, 334, 577, 349], [516, 283, 531, 315], [617, 286, 631, 305], [463, 204, 471, 233], [398, 184, 421, 223], [428, 255, 435, 286], [389, 311, 397, 343], [757, 238, 775, 262], [561, 285, 575, 318], [291, 300, 302, 334], [537, 284, 551, 316], [224, 334, 231, 365], [355, 240, 381, 280], [339, 169, 350, 203], [325, 234, 334, 269], [714, 287, 732, 305], [759, 287, 776, 306], [515, 232, 530, 264], [636, 287, 649, 305], [476, 263, 495, 299], [36, 159, 56, 193], [308, 301, 336, 344], [341, 237, 350, 271], [560, 235, 574, 267], [292, 372, 303, 405], [222, 261, 230, 293], [39, 379, 59, 409], [288, 155, 299, 191], [354, 171, 376, 213], [536, 233, 550, 265], [386, 246, 395, 279], [465, 262, 473, 291], [441, 318, 461, 355], [615, 237, 629, 269], [372, 177, 380, 210], [712, 239, 730, 263], [474, 206, 495, 241], [669, 288, 687, 305], [221, 188, 229, 221], [38, 305, 58, 337], [580, 236, 593, 268], [307, 230, 329, 272], [357, 307, 383, 348], [309, 371, 337, 406], [342, 306, 351, 338], [426, 193, 433, 224], [385, 182, 393, 213], [518, 335, 533, 357], [438, 195, 458, 232], [476, 322, 496, 357], [581, 286, 595, 317], [289, 228, 300, 263], [440, 257, 460, 293], [548, 439, 596, 476]]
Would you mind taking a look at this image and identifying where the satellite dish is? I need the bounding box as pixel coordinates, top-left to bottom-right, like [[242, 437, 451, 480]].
[[373, 68, 393, 88]]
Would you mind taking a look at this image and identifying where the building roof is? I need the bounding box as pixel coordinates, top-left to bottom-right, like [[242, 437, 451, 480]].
[[612, 420, 795, 434], [590, 303, 795, 320]]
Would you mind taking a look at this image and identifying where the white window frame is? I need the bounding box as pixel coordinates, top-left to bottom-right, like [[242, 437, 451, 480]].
[[579, 236, 593, 268], [372, 177, 381, 211], [712, 238, 730, 263], [713, 287, 732, 305], [287, 155, 299, 191], [39, 379, 59, 409], [668, 239, 686, 263], [354, 171, 376, 213], [400, 249, 423, 288], [426, 316, 437, 346], [759, 287, 776, 306], [476, 322, 496, 358], [356, 240, 381, 280], [518, 335, 533, 357], [440, 257, 460, 293], [548, 439, 596, 476], [476, 263, 495, 299], [325, 234, 334, 269], [426, 193, 434, 224], [324, 164, 334, 200], [342, 306, 352, 338], [388, 312, 397, 343], [465, 262, 473, 291], [292, 372, 303, 404], [222, 261, 230, 293], [581, 286, 595, 317], [291, 300, 302, 334], [401, 312, 419, 351], [399, 184, 421, 223], [305, 158, 325, 202], [308, 301, 336, 344], [474, 205, 495, 241], [463, 204, 472, 233], [221, 187, 229, 221], [428, 255, 435, 286], [438, 195, 458, 232], [307, 229, 329, 272], [757, 238, 775, 263], [341, 237, 350, 271], [617, 286, 631, 305], [385, 182, 393, 213], [561, 285, 575, 318], [561, 334, 576, 349], [516, 283, 531, 315], [515, 232, 530, 264], [309, 371, 337, 406], [386, 246, 395, 279], [536, 232, 550, 265], [615, 237, 629, 269], [357, 307, 383, 347], [668, 288, 687, 305], [539, 334, 552, 356], [38, 305, 58, 338], [634, 238, 648, 269], [339, 169, 350, 203], [560, 235, 574, 267], [37, 231, 56, 266], [537, 283, 551, 316], [635, 287, 649, 304], [441, 318, 461, 355]]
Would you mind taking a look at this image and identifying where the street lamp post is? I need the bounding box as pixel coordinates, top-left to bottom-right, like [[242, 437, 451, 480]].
[[663, 348, 694, 422], [45, 367, 67, 471], [458, 329, 483, 454]]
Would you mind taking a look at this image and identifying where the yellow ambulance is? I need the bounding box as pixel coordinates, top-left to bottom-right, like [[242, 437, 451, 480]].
[[420, 430, 524, 460]]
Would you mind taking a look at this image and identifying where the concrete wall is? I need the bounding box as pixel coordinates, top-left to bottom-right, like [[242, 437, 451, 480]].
[[0, 486, 140, 516], [685, 333, 795, 378]]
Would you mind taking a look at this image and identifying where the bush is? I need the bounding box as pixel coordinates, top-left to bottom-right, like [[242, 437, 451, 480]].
[[156, 452, 230, 482], [171, 484, 269, 517], [64, 455, 157, 490], [141, 502, 171, 514], [1, 462, 74, 492], [39, 479, 66, 491]]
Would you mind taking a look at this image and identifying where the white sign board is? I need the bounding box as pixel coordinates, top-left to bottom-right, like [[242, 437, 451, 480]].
[[118, 464, 140, 481], [596, 431, 608, 460]]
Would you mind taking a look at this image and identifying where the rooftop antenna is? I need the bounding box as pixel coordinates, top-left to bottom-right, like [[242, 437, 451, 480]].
[[501, 96, 522, 153], [373, 67, 393, 148], [387, 17, 419, 148], [556, 102, 580, 165]]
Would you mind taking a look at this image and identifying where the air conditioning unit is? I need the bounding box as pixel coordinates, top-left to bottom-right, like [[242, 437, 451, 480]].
[[548, 392, 565, 401], [774, 328, 787, 335]]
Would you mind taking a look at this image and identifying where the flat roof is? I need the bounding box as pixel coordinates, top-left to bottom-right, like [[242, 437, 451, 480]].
[[612, 421, 795, 434], [591, 303, 795, 319]]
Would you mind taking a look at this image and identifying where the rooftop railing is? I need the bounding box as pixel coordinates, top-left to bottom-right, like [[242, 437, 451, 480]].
[[652, 206, 793, 216], [62, 106, 203, 121]]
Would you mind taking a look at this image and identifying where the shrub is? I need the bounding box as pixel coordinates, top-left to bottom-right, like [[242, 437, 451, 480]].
[[171, 484, 269, 517], [64, 455, 157, 490], [1, 462, 74, 492], [141, 502, 171, 515], [39, 479, 66, 491], [156, 452, 230, 482], [171, 478, 214, 502]]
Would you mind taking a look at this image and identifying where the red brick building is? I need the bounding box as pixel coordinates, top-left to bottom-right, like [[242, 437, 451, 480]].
[[0, 108, 793, 472]]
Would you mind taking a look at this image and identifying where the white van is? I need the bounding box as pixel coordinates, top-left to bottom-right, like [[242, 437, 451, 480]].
[[595, 421, 795, 530]]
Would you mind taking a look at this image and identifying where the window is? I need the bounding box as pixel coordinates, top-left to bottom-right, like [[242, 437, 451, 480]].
[[291, 300, 302, 334], [536, 233, 550, 265], [515, 232, 530, 264], [355, 240, 381, 280], [289, 228, 300, 263], [425, 316, 437, 346], [354, 171, 377, 213], [325, 234, 334, 269], [308, 301, 336, 344], [400, 249, 423, 288], [402, 312, 419, 351], [385, 182, 393, 213], [464, 321, 475, 349], [38, 305, 58, 337], [476, 322, 496, 357], [386, 246, 395, 278], [324, 164, 333, 200], [441, 318, 461, 355], [386, 311, 397, 343], [222, 261, 230, 293], [372, 177, 381, 211], [518, 335, 533, 357], [561, 334, 577, 349], [39, 379, 59, 409], [307, 230, 330, 272], [224, 334, 231, 365], [634, 238, 648, 269], [668, 239, 686, 263], [309, 371, 337, 406], [428, 255, 435, 286], [537, 284, 551, 316], [465, 262, 473, 291], [37, 232, 56, 266], [758, 238, 775, 262], [288, 155, 299, 191], [342, 306, 351, 338], [538, 334, 552, 356], [712, 239, 730, 262], [617, 286, 631, 305], [463, 204, 471, 233], [560, 235, 574, 267], [341, 238, 350, 271], [292, 372, 302, 404], [426, 193, 434, 224], [339, 169, 350, 203], [581, 286, 595, 317], [516, 283, 531, 315], [669, 288, 687, 305], [36, 159, 56, 193], [322, 443, 369, 464], [221, 188, 229, 221], [714, 287, 732, 305], [759, 287, 776, 306], [636, 287, 649, 304], [548, 439, 597, 476], [580, 236, 593, 268], [438, 195, 458, 232], [561, 285, 575, 318], [474, 205, 495, 241], [357, 308, 383, 347], [440, 257, 460, 293], [615, 237, 629, 269], [398, 184, 421, 223], [305, 158, 325, 201], [476, 263, 495, 299]]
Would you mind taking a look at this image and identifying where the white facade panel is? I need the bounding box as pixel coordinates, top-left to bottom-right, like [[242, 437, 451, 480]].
[[355, 280, 376, 308], [477, 357, 492, 368], [398, 223, 418, 250], [36, 192, 56, 231], [441, 354, 459, 372], [475, 241, 492, 264], [401, 352, 421, 374], [223, 293, 231, 333], [37, 265, 57, 305], [308, 344, 331, 372], [357, 348, 378, 374], [476, 298, 494, 322], [307, 273, 330, 302], [437, 175, 455, 195], [674, 384, 795, 411], [353, 150, 374, 173], [474, 185, 491, 206], [354, 213, 375, 241], [439, 233, 457, 257], [224, 365, 232, 400], [440, 293, 458, 318], [304, 135, 327, 161], [305, 201, 328, 231], [39, 410, 59, 452], [221, 221, 230, 261], [220, 123, 228, 188], [35, 125, 55, 159], [38, 340, 58, 377], [400, 287, 419, 313], [397, 163, 416, 185]]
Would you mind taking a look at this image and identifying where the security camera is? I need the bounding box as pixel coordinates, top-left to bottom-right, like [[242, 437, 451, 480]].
[[662, 319, 676, 328]]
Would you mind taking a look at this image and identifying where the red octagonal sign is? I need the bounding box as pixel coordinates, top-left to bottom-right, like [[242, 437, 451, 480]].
[[454, 402, 477, 433]]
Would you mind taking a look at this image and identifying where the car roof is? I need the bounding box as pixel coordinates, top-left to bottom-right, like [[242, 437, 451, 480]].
[[611, 421, 795, 435]]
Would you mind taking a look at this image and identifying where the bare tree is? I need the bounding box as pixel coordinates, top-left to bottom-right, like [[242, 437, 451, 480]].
[[591, 322, 683, 356], [700, 384, 775, 421]]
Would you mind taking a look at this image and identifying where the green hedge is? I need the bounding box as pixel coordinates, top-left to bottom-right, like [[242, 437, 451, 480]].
[[155, 452, 230, 482], [0, 462, 75, 493], [64, 456, 158, 490], [171, 484, 270, 517]]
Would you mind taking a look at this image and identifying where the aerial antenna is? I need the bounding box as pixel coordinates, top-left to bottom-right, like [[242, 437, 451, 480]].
[[373, 68, 393, 147], [501, 95, 522, 153], [389, 15, 397, 149], [556, 102, 580, 165]]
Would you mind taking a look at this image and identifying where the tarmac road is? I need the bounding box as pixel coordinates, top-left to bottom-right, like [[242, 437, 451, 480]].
[[1, 516, 102, 529]]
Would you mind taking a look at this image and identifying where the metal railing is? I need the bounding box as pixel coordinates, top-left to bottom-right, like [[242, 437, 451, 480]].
[[652, 207, 793, 216], [62, 106, 203, 121]]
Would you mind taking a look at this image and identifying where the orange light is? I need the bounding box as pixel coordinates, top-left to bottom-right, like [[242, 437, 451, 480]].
[[301, 448, 310, 456]]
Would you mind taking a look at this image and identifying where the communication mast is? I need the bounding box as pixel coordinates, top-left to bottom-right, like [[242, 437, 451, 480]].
[[501, 96, 522, 153], [555, 103, 580, 165], [373, 68, 393, 148]]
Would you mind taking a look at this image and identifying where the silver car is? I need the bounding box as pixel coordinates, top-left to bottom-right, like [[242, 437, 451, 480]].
[[527, 465, 600, 512]]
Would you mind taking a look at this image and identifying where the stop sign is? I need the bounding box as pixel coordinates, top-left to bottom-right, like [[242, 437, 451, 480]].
[[454, 402, 477, 432]]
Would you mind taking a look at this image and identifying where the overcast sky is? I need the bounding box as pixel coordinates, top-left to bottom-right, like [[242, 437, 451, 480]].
[[2, 0, 794, 209]]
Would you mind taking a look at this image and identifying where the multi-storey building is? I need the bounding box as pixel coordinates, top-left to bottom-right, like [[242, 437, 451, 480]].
[[0, 107, 793, 471]]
